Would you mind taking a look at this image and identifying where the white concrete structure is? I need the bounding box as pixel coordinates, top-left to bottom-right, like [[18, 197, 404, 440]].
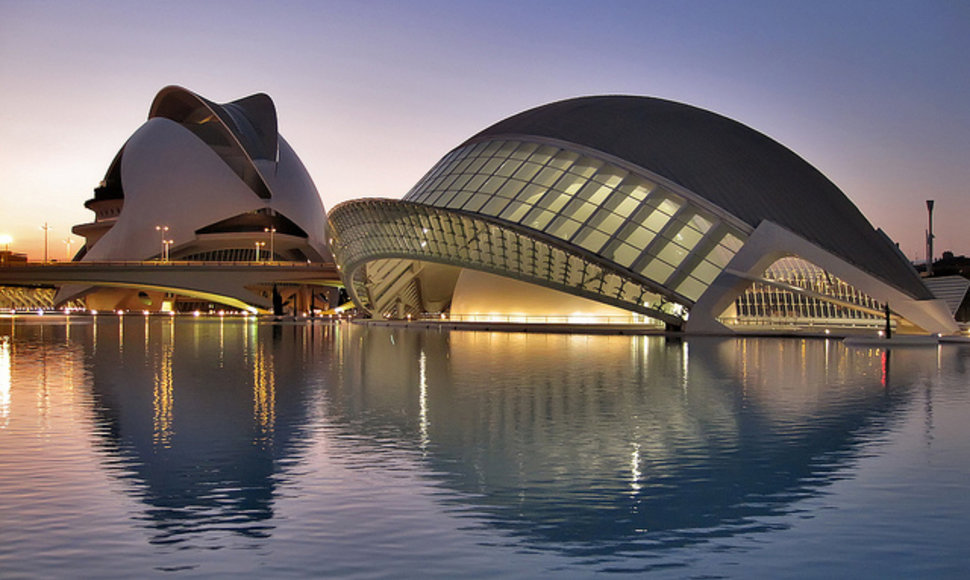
[[59, 86, 332, 311], [329, 96, 957, 335]]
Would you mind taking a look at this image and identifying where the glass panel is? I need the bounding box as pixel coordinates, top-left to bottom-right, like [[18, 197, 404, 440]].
[[689, 213, 713, 234], [465, 157, 488, 174], [643, 209, 670, 233], [479, 140, 504, 157], [721, 232, 744, 252], [480, 196, 509, 216], [672, 222, 703, 250], [495, 141, 519, 157], [546, 215, 581, 240], [510, 142, 539, 160], [604, 240, 640, 267], [463, 141, 488, 157], [512, 162, 543, 182], [592, 167, 626, 188], [479, 175, 508, 195], [495, 178, 528, 200], [567, 157, 602, 178], [690, 260, 722, 284], [656, 240, 689, 266], [516, 182, 548, 205], [532, 166, 565, 188], [480, 157, 504, 175], [563, 198, 596, 223], [575, 180, 607, 203], [547, 150, 580, 170], [675, 276, 706, 301], [499, 201, 531, 223], [464, 174, 489, 192], [619, 223, 655, 249], [445, 190, 472, 209], [593, 210, 625, 235], [705, 243, 735, 268], [552, 172, 586, 197], [537, 190, 570, 213], [616, 179, 654, 201], [639, 258, 675, 283], [523, 207, 556, 231], [531, 145, 559, 165], [657, 196, 683, 217], [494, 158, 524, 177], [574, 226, 610, 253]]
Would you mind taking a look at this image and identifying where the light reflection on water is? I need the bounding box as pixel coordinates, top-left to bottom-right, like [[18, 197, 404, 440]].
[[0, 317, 968, 578]]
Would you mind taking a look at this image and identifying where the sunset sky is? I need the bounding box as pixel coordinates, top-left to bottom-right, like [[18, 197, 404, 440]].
[[2, 0, 968, 262]]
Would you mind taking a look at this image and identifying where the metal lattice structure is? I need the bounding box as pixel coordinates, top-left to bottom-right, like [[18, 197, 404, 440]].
[[329, 199, 688, 325]]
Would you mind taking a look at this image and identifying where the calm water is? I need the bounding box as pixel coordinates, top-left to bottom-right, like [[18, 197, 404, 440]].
[[1, 317, 969, 579]]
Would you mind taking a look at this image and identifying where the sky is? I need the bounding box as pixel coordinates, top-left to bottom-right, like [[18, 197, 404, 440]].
[[1, 0, 968, 262]]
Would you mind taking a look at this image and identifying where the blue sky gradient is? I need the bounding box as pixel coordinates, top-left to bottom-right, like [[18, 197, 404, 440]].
[[2, 0, 967, 261]]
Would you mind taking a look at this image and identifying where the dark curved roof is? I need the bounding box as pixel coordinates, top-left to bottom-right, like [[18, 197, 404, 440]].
[[468, 96, 930, 300]]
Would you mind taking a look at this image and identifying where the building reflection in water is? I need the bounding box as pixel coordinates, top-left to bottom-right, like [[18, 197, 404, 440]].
[[333, 327, 920, 553], [76, 318, 943, 557], [86, 317, 315, 545]]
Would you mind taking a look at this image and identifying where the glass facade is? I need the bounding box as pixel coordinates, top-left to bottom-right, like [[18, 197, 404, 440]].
[[328, 199, 690, 325], [404, 139, 748, 303], [729, 257, 884, 326]]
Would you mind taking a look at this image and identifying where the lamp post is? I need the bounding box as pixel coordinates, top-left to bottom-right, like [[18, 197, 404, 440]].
[[255, 241, 265, 262], [40, 222, 51, 262], [162, 239, 173, 262], [155, 225, 169, 261], [63, 237, 74, 261], [264, 226, 276, 261]]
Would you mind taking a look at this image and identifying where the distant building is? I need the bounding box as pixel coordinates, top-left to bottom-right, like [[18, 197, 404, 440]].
[[0, 251, 28, 266], [329, 96, 957, 334], [60, 86, 332, 312]]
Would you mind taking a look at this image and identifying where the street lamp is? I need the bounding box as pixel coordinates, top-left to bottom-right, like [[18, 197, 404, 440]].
[[63, 237, 74, 261], [40, 222, 51, 262], [162, 239, 174, 262], [255, 241, 265, 262], [264, 226, 276, 261], [155, 225, 169, 261]]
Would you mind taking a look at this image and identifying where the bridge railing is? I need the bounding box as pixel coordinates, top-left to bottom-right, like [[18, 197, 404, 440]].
[[0, 260, 334, 269]]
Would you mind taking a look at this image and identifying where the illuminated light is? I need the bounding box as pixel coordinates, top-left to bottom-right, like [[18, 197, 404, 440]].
[[90, 309, 98, 316], [62, 308, 70, 314], [420, 241, 427, 247], [440, 313, 446, 320], [143, 310, 150, 316], [116, 310, 124, 316], [193, 310, 201, 317], [878, 330, 885, 337], [824, 329, 831, 335], [37, 309, 44, 316], [168, 310, 175, 317], [218, 310, 225, 317]]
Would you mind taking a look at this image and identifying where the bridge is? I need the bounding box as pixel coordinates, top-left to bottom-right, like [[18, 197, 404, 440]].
[[0, 261, 343, 312]]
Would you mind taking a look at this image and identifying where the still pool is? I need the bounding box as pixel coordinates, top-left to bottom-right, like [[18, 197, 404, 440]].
[[1, 317, 969, 578]]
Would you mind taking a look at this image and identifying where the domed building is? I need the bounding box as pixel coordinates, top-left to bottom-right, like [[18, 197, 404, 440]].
[[61, 86, 332, 312], [328, 96, 956, 334]]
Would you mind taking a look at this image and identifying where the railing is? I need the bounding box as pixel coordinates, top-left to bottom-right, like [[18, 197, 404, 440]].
[[0, 260, 334, 269], [386, 313, 666, 326]]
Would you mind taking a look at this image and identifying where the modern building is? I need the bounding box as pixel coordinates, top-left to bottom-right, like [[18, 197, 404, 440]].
[[58, 86, 335, 312], [328, 96, 957, 334]]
